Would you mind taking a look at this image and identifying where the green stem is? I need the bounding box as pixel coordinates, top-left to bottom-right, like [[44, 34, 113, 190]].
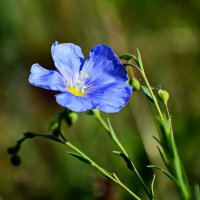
[[15, 132, 140, 199], [140, 68, 191, 199], [65, 141, 141, 200], [140, 70, 164, 121], [128, 65, 135, 79], [93, 112, 153, 200], [165, 104, 174, 134], [95, 114, 129, 157], [172, 140, 191, 199], [124, 63, 142, 73], [166, 106, 191, 199]]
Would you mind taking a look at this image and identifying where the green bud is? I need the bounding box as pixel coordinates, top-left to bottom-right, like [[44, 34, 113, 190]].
[[52, 127, 61, 137], [65, 111, 78, 126], [50, 121, 59, 136], [158, 89, 169, 105], [68, 112, 78, 124], [129, 78, 140, 91], [11, 155, 21, 166]]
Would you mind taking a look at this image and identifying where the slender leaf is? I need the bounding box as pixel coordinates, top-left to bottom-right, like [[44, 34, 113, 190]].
[[120, 54, 134, 61], [112, 151, 121, 155], [150, 174, 156, 198], [141, 85, 154, 103], [157, 116, 174, 158], [45, 135, 64, 143], [107, 119, 117, 141], [157, 146, 170, 168], [137, 49, 143, 69], [153, 136, 162, 146], [148, 165, 176, 182], [113, 173, 121, 182], [98, 167, 114, 181], [67, 152, 91, 165], [112, 151, 134, 171]]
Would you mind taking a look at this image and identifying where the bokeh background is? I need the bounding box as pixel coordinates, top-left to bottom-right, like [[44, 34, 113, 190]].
[[1, 0, 200, 199]]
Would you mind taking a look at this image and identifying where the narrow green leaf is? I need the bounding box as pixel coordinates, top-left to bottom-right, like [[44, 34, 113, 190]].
[[137, 49, 143, 69], [153, 136, 162, 146], [45, 135, 64, 143], [112, 150, 121, 155], [148, 165, 176, 182], [113, 173, 122, 183], [132, 54, 140, 67], [141, 85, 154, 103], [120, 54, 134, 61], [112, 151, 134, 171], [107, 118, 117, 141], [150, 175, 156, 198], [157, 146, 169, 168], [157, 116, 174, 158], [101, 168, 115, 180], [67, 152, 91, 165]]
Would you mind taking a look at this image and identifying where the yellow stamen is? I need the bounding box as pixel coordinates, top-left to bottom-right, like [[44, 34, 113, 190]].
[[68, 86, 84, 97], [84, 73, 89, 79]]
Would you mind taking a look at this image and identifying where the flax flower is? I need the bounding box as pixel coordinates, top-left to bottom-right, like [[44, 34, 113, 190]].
[[29, 42, 132, 113]]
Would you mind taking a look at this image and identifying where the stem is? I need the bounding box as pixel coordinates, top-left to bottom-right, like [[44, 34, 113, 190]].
[[165, 104, 190, 198], [172, 140, 191, 199], [165, 104, 174, 134], [93, 112, 153, 200], [140, 67, 191, 199], [128, 65, 135, 79], [66, 141, 141, 200], [140, 70, 164, 121], [14, 132, 140, 199], [124, 63, 142, 73], [96, 114, 129, 157]]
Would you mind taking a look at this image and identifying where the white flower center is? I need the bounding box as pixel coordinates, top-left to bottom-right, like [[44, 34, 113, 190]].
[[67, 71, 89, 96]]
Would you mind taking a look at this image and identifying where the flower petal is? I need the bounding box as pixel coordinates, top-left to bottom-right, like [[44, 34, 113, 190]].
[[82, 44, 128, 87], [51, 41, 84, 81], [55, 92, 94, 112], [87, 82, 132, 113], [29, 63, 67, 91]]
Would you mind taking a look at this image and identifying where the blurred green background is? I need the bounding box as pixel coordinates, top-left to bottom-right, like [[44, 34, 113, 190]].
[[0, 0, 200, 199]]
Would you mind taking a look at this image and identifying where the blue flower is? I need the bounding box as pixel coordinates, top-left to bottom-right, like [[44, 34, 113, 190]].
[[29, 41, 132, 113]]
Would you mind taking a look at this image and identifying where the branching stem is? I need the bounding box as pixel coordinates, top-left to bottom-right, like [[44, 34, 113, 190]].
[[93, 112, 153, 200], [65, 141, 141, 200], [138, 64, 191, 200]]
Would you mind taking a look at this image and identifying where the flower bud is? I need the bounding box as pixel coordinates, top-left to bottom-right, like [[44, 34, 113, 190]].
[[129, 78, 140, 91], [65, 111, 78, 126], [11, 155, 21, 166], [158, 89, 169, 105], [49, 119, 60, 136], [68, 112, 78, 124]]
